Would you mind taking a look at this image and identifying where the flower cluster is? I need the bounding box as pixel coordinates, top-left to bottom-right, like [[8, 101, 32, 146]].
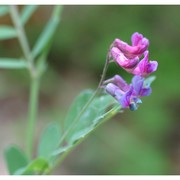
[[105, 32, 158, 110]]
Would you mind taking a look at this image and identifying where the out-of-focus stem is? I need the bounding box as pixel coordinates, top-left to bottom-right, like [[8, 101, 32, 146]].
[[26, 77, 40, 160], [10, 5, 39, 160], [10, 5, 36, 77]]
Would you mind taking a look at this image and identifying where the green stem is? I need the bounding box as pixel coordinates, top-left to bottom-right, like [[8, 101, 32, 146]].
[[98, 51, 111, 88], [26, 77, 40, 160], [10, 5, 39, 160]]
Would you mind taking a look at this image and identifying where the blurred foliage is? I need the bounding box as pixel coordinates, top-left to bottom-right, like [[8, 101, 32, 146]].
[[0, 5, 180, 175]]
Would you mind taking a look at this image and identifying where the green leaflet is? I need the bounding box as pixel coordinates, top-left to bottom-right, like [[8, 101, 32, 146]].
[[64, 90, 94, 131], [20, 5, 38, 25], [31, 5, 63, 59], [38, 123, 61, 163], [4, 145, 28, 175], [65, 91, 115, 144], [0, 58, 27, 69], [0, 26, 17, 40]]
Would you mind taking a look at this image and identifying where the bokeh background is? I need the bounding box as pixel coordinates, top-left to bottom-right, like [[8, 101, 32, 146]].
[[0, 5, 180, 175]]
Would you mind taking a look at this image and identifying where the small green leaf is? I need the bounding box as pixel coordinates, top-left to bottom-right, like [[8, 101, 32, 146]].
[[0, 58, 27, 69], [20, 5, 38, 25], [31, 5, 63, 59], [0, 26, 17, 40], [64, 89, 116, 144], [64, 90, 94, 130], [4, 145, 28, 175], [0, 6, 9, 16], [38, 123, 61, 162], [14, 158, 50, 175]]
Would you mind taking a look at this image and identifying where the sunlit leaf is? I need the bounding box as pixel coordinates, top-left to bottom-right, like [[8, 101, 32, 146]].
[[52, 90, 118, 157], [4, 145, 28, 175], [14, 158, 50, 175], [20, 5, 38, 25], [0, 58, 27, 69], [66, 93, 117, 144], [0, 26, 17, 40]]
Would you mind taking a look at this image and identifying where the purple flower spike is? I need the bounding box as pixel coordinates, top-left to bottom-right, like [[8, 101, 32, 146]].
[[111, 47, 139, 70], [113, 32, 149, 59], [132, 51, 158, 77]]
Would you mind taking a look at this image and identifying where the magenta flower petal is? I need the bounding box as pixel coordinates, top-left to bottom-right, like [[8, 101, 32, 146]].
[[111, 47, 139, 69], [146, 61, 158, 74], [132, 51, 158, 77], [131, 32, 144, 46], [140, 88, 152, 96], [112, 32, 149, 59], [131, 32, 149, 52]]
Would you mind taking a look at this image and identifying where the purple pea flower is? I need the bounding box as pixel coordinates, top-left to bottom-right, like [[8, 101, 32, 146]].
[[105, 75, 154, 111], [112, 32, 149, 59], [132, 51, 158, 77]]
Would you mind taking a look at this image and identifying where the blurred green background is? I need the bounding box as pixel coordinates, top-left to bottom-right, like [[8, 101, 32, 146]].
[[0, 5, 180, 175]]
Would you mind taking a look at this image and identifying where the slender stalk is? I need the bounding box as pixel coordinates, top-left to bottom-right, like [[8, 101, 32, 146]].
[[98, 51, 111, 88], [26, 77, 40, 159], [10, 5, 36, 77]]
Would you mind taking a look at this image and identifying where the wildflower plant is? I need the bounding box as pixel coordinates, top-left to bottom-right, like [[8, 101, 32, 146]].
[[0, 5, 158, 175]]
